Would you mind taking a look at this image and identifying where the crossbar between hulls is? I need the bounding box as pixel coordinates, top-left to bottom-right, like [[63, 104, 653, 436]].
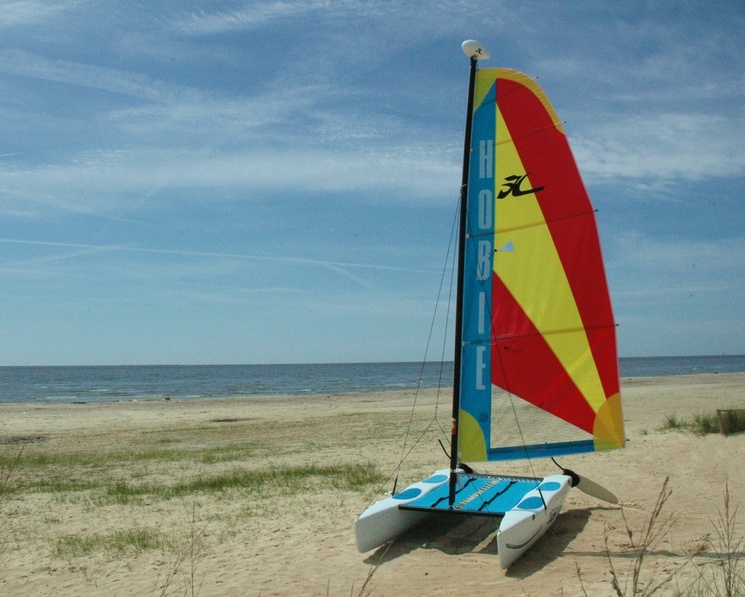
[[399, 474, 540, 517]]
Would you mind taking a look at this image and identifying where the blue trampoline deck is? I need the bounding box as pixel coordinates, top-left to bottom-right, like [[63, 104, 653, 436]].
[[400, 475, 540, 516]]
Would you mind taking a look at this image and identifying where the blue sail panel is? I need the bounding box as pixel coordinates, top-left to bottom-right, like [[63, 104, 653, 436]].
[[458, 80, 496, 462]]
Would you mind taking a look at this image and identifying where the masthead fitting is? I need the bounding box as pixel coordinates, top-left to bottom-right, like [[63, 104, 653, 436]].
[[461, 40, 490, 60]]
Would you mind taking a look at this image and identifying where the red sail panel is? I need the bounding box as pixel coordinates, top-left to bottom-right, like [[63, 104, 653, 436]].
[[491, 275, 598, 434]]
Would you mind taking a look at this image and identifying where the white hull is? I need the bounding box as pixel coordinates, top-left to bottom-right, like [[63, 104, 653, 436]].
[[355, 471, 571, 568], [496, 474, 571, 568], [354, 469, 450, 553]]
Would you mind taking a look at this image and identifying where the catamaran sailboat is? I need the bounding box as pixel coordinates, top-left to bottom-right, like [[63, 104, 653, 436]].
[[355, 41, 625, 569]]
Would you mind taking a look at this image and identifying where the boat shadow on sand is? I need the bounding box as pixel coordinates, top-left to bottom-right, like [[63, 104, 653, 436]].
[[365, 506, 604, 577]]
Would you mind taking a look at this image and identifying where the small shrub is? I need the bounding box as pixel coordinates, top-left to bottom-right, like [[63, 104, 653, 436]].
[[690, 413, 720, 436], [661, 413, 686, 431]]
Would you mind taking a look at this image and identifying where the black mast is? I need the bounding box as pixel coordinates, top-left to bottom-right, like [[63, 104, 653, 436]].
[[449, 42, 486, 506]]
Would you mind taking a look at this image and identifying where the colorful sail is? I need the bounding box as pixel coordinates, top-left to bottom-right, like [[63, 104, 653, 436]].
[[458, 68, 624, 462]]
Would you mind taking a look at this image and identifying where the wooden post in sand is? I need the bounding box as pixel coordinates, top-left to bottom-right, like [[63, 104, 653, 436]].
[[716, 409, 745, 435], [717, 409, 730, 435]]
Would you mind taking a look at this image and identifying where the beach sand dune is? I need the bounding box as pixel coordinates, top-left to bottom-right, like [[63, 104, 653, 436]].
[[1, 373, 743, 595]]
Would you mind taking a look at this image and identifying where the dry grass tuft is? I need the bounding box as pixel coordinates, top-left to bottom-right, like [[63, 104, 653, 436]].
[[153, 505, 209, 597], [686, 482, 745, 597], [0, 447, 24, 572], [580, 478, 745, 596], [576, 477, 681, 596], [607, 477, 679, 596]]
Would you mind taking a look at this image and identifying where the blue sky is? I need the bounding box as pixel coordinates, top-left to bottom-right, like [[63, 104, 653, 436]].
[[1, 1, 743, 366]]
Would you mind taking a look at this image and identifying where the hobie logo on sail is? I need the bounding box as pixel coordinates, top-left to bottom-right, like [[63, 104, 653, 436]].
[[471, 132, 494, 392], [475, 138, 494, 282], [497, 173, 544, 198]]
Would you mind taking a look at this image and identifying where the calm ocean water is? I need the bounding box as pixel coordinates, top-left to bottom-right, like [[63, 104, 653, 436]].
[[1, 356, 744, 404]]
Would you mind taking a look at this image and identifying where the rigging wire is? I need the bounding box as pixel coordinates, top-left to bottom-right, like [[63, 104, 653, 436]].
[[376, 197, 461, 501]]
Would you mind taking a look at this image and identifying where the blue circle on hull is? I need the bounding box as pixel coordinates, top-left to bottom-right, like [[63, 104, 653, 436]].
[[538, 481, 561, 492], [423, 474, 448, 484], [393, 488, 422, 500], [517, 496, 545, 510]]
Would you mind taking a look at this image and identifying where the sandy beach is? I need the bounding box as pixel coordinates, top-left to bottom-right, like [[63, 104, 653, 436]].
[[1, 373, 744, 596]]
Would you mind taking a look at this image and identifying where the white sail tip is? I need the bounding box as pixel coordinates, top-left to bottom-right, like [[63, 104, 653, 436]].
[[462, 40, 490, 60]]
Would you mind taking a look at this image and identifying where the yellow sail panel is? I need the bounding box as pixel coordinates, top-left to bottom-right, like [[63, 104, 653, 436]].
[[473, 69, 498, 115], [458, 409, 488, 461], [494, 104, 607, 414], [594, 393, 625, 450]]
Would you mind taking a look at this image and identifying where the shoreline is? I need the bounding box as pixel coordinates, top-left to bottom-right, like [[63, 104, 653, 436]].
[[2, 369, 744, 403], [3, 372, 745, 441], [3, 357, 744, 405]]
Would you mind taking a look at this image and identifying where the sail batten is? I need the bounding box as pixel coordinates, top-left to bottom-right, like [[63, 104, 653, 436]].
[[494, 324, 616, 340], [457, 67, 624, 463], [495, 209, 598, 234], [495, 121, 566, 147]]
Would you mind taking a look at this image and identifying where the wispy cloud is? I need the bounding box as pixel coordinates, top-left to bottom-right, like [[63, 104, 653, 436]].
[[574, 112, 745, 183], [0, 141, 458, 215], [0, 237, 430, 273], [616, 232, 745, 274], [0, 49, 198, 104], [172, 0, 486, 37], [0, 0, 78, 27], [174, 1, 329, 34]]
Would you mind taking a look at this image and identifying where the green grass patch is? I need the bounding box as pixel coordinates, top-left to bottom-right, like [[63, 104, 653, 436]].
[[104, 462, 384, 504], [691, 413, 720, 435], [3, 457, 384, 504], [661, 412, 709, 434], [1, 441, 258, 471], [0, 449, 181, 470], [200, 444, 255, 464], [661, 411, 745, 435], [54, 527, 166, 559]]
